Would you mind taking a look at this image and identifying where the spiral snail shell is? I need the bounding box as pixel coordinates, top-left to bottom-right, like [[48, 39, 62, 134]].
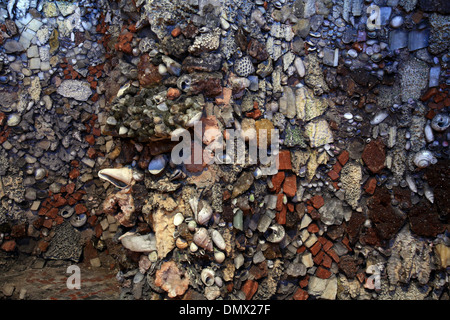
[[413, 150, 437, 168], [201, 268, 215, 286], [431, 114, 450, 132], [193, 227, 213, 252]]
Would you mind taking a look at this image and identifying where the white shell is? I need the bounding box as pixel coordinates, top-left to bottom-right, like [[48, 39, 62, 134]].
[[201, 268, 215, 286], [197, 201, 213, 225], [424, 122, 434, 143], [211, 229, 226, 251], [148, 155, 167, 175], [193, 227, 213, 251], [370, 111, 389, 125], [413, 150, 437, 168], [294, 57, 305, 78], [405, 174, 417, 193], [98, 167, 133, 188], [214, 250, 226, 264], [119, 232, 157, 252], [423, 183, 434, 204], [173, 212, 184, 226], [189, 242, 198, 252], [70, 213, 87, 228], [431, 114, 450, 132]]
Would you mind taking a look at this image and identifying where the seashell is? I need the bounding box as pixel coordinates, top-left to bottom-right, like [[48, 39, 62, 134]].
[[370, 111, 389, 125], [211, 229, 226, 251], [294, 57, 305, 78], [423, 183, 434, 204], [161, 55, 181, 76], [70, 213, 87, 228], [215, 276, 223, 287], [177, 74, 192, 92], [197, 201, 213, 225], [201, 268, 215, 286], [186, 111, 202, 127], [424, 122, 434, 143], [214, 250, 226, 264], [189, 242, 198, 253], [60, 205, 75, 219], [188, 220, 197, 232], [413, 150, 437, 168], [431, 114, 450, 132], [169, 169, 186, 181], [148, 155, 167, 175], [119, 232, 157, 252], [193, 227, 213, 252], [405, 174, 417, 193], [265, 224, 285, 243], [176, 237, 188, 249], [189, 198, 199, 216], [98, 167, 134, 188], [173, 212, 184, 226]]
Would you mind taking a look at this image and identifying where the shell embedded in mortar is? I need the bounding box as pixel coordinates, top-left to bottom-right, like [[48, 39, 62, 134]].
[[98, 167, 134, 188], [119, 232, 157, 252], [431, 114, 450, 132], [197, 201, 213, 225], [370, 110, 389, 125], [193, 227, 213, 252], [201, 268, 215, 286], [423, 183, 434, 204], [413, 150, 437, 168], [211, 229, 226, 251]]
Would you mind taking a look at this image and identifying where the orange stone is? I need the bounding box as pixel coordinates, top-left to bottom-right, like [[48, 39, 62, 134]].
[[171, 26, 181, 37], [271, 171, 285, 193], [283, 175, 297, 197], [1, 240, 16, 252], [293, 288, 309, 300], [167, 87, 181, 100], [277, 150, 292, 170], [241, 280, 258, 300]]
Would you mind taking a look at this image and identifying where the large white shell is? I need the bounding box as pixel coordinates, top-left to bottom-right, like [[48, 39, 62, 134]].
[[370, 111, 389, 125], [98, 167, 133, 188], [211, 229, 226, 251], [413, 150, 437, 168], [119, 232, 157, 252], [193, 227, 213, 252]]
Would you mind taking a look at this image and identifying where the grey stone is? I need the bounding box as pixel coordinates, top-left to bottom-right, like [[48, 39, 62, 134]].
[[399, 57, 429, 102], [3, 40, 25, 53], [286, 262, 307, 277], [389, 30, 408, 51], [43, 222, 83, 262], [57, 80, 92, 101], [408, 29, 429, 51], [428, 14, 450, 55]]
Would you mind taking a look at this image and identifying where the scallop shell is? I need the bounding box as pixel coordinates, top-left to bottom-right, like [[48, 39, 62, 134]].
[[413, 150, 437, 168], [201, 268, 215, 286], [431, 114, 450, 132], [193, 227, 213, 252], [98, 167, 134, 188]]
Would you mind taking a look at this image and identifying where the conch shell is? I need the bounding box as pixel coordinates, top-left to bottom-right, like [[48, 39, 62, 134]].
[[119, 232, 156, 252], [99, 167, 134, 189], [193, 227, 213, 252]]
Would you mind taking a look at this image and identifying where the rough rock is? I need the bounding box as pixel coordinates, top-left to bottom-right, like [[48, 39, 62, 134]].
[[57, 80, 92, 101]]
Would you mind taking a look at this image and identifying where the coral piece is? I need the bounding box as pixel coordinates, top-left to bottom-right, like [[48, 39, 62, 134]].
[[155, 261, 190, 298], [103, 189, 136, 227], [234, 56, 255, 77], [340, 162, 362, 210]]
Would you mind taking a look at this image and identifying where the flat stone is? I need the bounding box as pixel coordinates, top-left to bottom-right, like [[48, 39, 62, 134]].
[[28, 58, 41, 70], [4, 40, 25, 53], [57, 80, 92, 101]]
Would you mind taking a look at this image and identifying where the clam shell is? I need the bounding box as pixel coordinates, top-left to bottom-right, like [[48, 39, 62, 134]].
[[148, 155, 167, 175], [413, 150, 437, 168], [173, 212, 184, 226], [176, 237, 188, 249], [98, 167, 133, 188]]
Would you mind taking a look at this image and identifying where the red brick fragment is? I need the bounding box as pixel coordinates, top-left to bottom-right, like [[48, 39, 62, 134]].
[[337, 150, 349, 166], [307, 223, 319, 233], [364, 177, 377, 195], [321, 254, 332, 269], [310, 242, 322, 256], [277, 150, 292, 170], [241, 280, 258, 300], [283, 175, 297, 197], [271, 171, 285, 193], [293, 288, 309, 300], [310, 195, 324, 209], [1, 240, 16, 252], [327, 170, 339, 181], [316, 267, 331, 279]]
